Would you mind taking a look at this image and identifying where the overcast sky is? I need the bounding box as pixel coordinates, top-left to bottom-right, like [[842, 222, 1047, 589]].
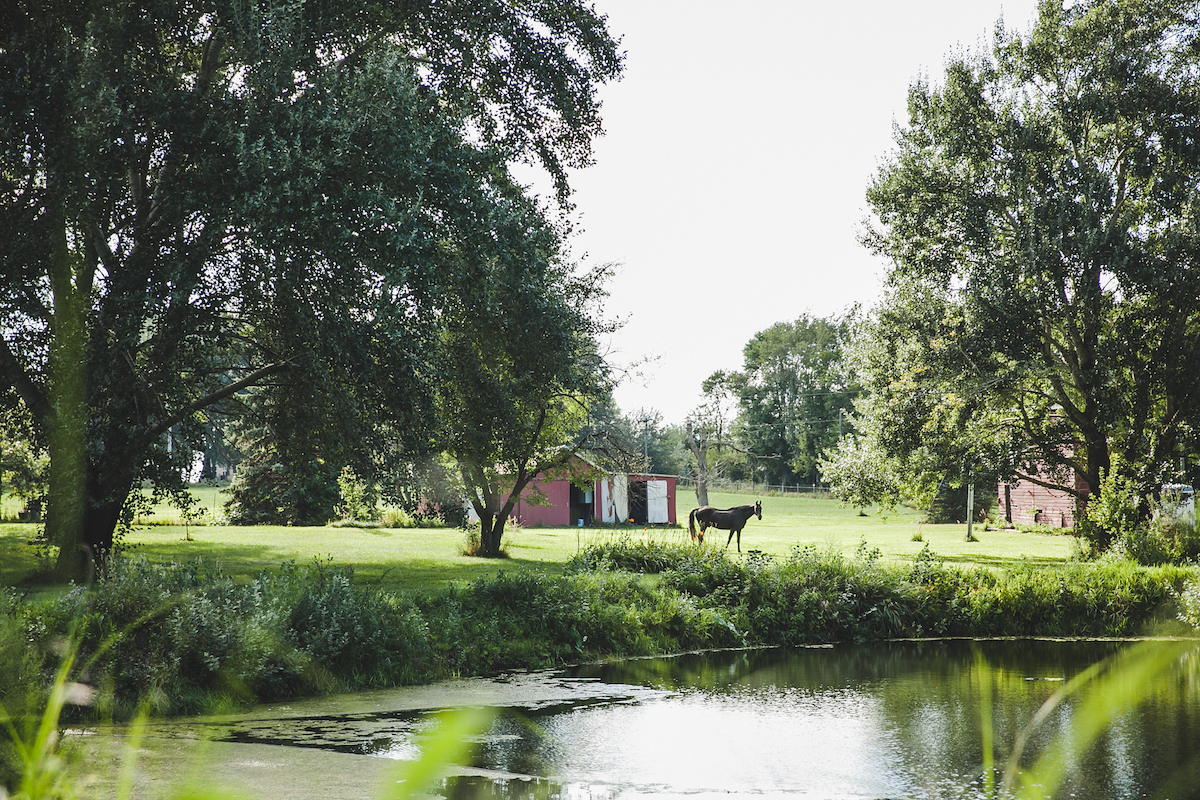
[[521, 0, 1043, 425]]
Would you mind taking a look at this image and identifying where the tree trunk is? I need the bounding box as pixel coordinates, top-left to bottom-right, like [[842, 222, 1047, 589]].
[[481, 516, 505, 557], [46, 203, 90, 583], [686, 420, 710, 507], [54, 458, 135, 579]]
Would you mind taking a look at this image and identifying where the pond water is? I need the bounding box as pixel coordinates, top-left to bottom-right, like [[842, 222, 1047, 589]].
[[76, 639, 1200, 800]]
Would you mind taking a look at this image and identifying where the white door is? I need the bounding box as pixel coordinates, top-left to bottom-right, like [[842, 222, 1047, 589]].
[[647, 479, 668, 523], [600, 475, 629, 523]]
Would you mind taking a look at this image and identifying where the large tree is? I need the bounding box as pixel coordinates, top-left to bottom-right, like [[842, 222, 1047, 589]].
[[0, 0, 621, 577], [438, 257, 623, 558], [839, 0, 1200, 534]]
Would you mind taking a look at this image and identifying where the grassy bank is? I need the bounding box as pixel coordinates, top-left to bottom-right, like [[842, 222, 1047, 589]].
[[1, 536, 1194, 725], [2, 489, 1161, 734]]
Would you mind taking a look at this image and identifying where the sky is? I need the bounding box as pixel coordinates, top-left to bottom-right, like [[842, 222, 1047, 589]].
[[521, 0, 1044, 425]]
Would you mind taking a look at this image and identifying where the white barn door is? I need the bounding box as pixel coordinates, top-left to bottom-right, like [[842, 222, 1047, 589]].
[[600, 475, 629, 523], [646, 479, 668, 523]]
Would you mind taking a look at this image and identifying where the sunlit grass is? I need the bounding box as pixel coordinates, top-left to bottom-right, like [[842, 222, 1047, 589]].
[[1, 488, 1077, 591], [699, 490, 1075, 566]]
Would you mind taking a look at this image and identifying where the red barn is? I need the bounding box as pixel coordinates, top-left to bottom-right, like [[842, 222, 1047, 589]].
[[998, 470, 1089, 528], [512, 467, 677, 527]]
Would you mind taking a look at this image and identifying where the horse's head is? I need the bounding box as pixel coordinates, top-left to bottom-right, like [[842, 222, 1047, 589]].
[[754, 501, 762, 519]]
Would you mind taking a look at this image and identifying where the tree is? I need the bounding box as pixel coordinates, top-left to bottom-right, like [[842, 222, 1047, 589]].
[[684, 376, 743, 506], [685, 419, 713, 508], [438, 261, 623, 557], [621, 408, 691, 477], [723, 314, 859, 486], [848, 0, 1200, 539], [818, 434, 902, 513], [221, 384, 343, 526], [0, 0, 622, 577], [0, 395, 46, 521]]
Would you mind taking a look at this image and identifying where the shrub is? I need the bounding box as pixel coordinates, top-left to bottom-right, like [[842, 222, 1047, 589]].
[[23, 557, 440, 717], [336, 467, 379, 523], [566, 536, 719, 575], [1077, 461, 1143, 553], [381, 508, 415, 528]]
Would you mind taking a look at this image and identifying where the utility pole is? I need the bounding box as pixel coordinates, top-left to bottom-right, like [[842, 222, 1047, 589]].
[[638, 414, 651, 470], [965, 467, 976, 541]]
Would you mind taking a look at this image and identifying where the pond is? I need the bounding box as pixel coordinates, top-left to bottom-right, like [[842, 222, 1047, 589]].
[[75, 639, 1200, 799]]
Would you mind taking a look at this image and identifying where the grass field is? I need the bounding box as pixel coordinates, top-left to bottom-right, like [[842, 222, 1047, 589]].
[[0, 487, 1078, 592]]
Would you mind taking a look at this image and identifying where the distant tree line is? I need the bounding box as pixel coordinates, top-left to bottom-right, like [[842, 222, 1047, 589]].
[[611, 312, 860, 498]]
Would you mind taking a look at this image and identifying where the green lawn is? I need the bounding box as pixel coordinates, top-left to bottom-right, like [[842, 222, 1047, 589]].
[[0, 489, 1078, 592], [0, 492, 29, 520]]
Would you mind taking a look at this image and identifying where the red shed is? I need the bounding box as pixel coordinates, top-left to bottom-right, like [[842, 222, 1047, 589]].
[[998, 470, 1089, 528], [512, 464, 677, 527]]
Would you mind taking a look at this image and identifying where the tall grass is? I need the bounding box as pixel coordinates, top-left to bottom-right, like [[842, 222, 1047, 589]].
[[992, 639, 1198, 799]]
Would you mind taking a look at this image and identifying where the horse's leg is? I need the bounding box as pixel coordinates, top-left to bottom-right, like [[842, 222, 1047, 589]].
[[727, 526, 743, 552]]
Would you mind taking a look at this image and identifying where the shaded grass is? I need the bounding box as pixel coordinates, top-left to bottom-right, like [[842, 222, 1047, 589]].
[[0, 524, 44, 588]]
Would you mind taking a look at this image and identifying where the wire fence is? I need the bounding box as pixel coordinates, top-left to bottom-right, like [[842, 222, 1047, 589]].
[[676, 478, 833, 499]]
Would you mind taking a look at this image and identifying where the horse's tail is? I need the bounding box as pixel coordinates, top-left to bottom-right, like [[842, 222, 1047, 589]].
[[688, 508, 698, 540]]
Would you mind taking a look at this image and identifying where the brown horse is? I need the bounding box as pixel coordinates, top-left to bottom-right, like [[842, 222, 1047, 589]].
[[688, 501, 762, 551]]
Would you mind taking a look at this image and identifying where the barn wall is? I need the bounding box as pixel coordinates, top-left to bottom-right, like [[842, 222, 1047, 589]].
[[626, 474, 676, 524], [513, 478, 572, 526], [999, 474, 1088, 528]]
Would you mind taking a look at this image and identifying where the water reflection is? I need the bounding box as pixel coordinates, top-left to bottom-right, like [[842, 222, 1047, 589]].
[[458, 640, 1200, 799], [83, 640, 1200, 800]]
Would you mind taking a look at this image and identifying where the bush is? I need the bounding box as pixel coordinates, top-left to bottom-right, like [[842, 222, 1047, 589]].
[[1077, 461, 1142, 553], [565, 536, 720, 575], [224, 457, 340, 526], [1109, 519, 1200, 566], [23, 558, 440, 717], [336, 467, 379, 523], [381, 508, 416, 528]]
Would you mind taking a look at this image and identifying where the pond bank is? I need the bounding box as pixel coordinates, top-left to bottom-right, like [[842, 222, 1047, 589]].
[[4, 540, 1198, 723]]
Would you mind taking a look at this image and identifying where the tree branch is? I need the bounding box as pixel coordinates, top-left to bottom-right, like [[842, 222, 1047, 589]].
[[143, 361, 290, 441], [0, 339, 49, 433]]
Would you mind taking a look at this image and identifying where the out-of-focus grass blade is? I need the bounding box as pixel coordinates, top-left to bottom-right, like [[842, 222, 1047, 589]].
[[1004, 639, 1197, 799], [379, 707, 495, 799]]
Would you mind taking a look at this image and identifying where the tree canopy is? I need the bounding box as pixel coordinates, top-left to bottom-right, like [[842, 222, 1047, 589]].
[[683, 314, 857, 500], [0, 0, 622, 575], [831, 0, 1200, 530]]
